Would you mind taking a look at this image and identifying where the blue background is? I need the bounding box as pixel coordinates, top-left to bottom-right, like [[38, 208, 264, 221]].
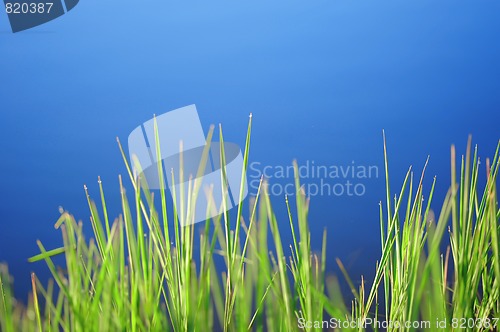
[[1, 0, 499, 299]]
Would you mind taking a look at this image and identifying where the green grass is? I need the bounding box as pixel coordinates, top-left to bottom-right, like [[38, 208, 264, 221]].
[[0, 116, 499, 331]]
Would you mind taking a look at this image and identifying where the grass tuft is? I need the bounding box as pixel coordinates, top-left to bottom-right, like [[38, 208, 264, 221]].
[[0, 121, 498, 331]]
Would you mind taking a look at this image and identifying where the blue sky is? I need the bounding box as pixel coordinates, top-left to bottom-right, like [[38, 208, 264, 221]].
[[1, 0, 499, 298]]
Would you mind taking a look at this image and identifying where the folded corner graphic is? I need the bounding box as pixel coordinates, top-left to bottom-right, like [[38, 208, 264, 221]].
[[127, 105, 248, 226], [5, 0, 79, 33]]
